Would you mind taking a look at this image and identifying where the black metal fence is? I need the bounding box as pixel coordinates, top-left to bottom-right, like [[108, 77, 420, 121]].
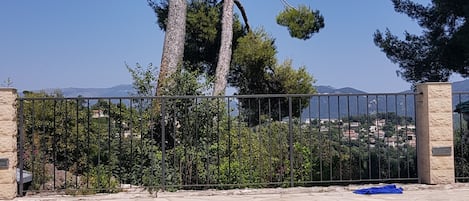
[[453, 92, 469, 181], [16, 93, 418, 195]]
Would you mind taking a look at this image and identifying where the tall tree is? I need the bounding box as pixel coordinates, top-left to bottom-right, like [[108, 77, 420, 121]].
[[213, 0, 234, 96], [152, 0, 246, 77], [213, 0, 324, 95], [374, 0, 469, 84], [148, 0, 187, 96], [150, 0, 321, 99]]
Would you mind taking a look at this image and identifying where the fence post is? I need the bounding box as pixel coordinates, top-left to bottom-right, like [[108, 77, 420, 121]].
[[0, 88, 17, 199], [416, 83, 455, 184]]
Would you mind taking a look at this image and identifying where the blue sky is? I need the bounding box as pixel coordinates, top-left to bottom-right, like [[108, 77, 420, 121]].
[[0, 0, 465, 92]]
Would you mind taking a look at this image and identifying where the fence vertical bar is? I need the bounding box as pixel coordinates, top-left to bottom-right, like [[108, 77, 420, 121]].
[[216, 99, 221, 184], [119, 99, 123, 185], [129, 100, 134, 186], [376, 95, 381, 180], [385, 95, 390, 179], [328, 96, 332, 180], [395, 95, 400, 178], [337, 96, 342, 181], [457, 94, 463, 179], [297, 98, 302, 182], [149, 99, 155, 189], [366, 95, 371, 179], [318, 96, 323, 181], [64, 100, 68, 189], [31, 100, 35, 191], [404, 95, 410, 178], [194, 98, 199, 185], [205, 99, 211, 185], [76, 99, 79, 188], [53, 100, 57, 190], [288, 96, 294, 187], [278, 98, 283, 182], [172, 100, 178, 186], [107, 99, 112, 189], [18, 100, 25, 196], [268, 98, 273, 182], [308, 97, 313, 181], [247, 99, 252, 183], [413, 92, 418, 180], [347, 96, 351, 180], [86, 99, 90, 189], [97, 100, 102, 188], [41, 100, 47, 190], [356, 95, 362, 180], [237, 98, 242, 185], [139, 99, 144, 185], [161, 97, 166, 191], [257, 98, 262, 183], [228, 97, 232, 182]]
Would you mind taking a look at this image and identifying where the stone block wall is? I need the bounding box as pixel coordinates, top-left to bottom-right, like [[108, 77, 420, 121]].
[[0, 88, 17, 199], [416, 83, 455, 184]]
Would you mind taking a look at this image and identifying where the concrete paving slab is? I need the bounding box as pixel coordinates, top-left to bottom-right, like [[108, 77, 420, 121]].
[[12, 183, 469, 201]]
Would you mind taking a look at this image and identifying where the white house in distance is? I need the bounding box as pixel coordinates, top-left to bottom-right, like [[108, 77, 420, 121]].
[[397, 125, 416, 130], [303, 118, 339, 124], [92, 109, 109, 118]]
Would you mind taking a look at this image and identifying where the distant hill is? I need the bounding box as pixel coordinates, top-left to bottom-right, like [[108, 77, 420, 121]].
[[29, 80, 468, 119], [307, 86, 416, 119], [308, 79, 469, 119], [33, 85, 368, 97], [315, 86, 367, 94], [30, 79, 467, 98], [36, 85, 134, 97]]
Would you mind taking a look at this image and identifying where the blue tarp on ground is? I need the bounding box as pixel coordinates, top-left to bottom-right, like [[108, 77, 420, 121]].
[[353, 184, 403, 195]]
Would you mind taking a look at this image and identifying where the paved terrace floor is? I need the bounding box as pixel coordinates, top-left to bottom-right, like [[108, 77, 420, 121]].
[[13, 183, 469, 201]]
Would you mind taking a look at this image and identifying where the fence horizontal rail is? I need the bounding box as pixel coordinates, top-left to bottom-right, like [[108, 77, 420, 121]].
[[17, 93, 418, 195], [17, 92, 419, 101]]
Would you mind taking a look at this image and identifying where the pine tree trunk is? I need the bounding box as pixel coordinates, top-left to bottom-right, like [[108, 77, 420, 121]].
[[156, 0, 187, 96], [213, 0, 234, 96]]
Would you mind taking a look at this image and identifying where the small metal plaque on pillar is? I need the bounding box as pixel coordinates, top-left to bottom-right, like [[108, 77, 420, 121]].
[[432, 147, 452, 156], [0, 158, 9, 169]]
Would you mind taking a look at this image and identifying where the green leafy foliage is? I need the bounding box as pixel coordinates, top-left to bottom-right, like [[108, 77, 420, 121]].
[[230, 30, 277, 95], [85, 165, 120, 193], [230, 30, 316, 95], [230, 30, 316, 125], [271, 60, 316, 95], [374, 0, 469, 84], [276, 5, 325, 40], [126, 63, 157, 97]]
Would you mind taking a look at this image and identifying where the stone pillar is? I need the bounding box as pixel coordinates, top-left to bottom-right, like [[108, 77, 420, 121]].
[[0, 88, 17, 199], [416, 83, 454, 184]]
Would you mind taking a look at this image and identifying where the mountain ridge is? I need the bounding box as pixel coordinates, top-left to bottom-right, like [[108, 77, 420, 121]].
[[28, 79, 468, 97], [24, 80, 468, 119]]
